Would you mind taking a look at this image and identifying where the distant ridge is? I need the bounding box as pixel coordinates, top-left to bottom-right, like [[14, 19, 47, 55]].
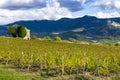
[[1, 15, 120, 41]]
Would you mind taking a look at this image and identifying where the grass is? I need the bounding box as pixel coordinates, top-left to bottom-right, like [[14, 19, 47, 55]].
[[0, 65, 45, 80], [0, 37, 120, 80]]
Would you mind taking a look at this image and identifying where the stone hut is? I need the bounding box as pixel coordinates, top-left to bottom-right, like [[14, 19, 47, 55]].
[[23, 28, 30, 40]]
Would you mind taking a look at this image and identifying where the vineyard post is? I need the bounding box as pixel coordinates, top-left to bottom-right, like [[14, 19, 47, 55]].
[[106, 58, 109, 77], [40, 55, 43, 70], [95, 58, 101, 78], [44, 53, 47, 69], [83, 53, 86, 74], [62, 55, 65, 75], [5, 52, 10, 72], [5, 52, 9, 65], [76, 58, 79, 76], [39, 55, 43, 76], [21, 52, 24, 70], [28, 53, 33, 71]]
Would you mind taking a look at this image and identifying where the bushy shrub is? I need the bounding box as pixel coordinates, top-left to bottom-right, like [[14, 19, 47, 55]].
[[42, 36, 52, 41], [115, 41, 120, 46], [31, 36, 38, 40], [72, 40, 80, 44], [54, 36, 62, 41]]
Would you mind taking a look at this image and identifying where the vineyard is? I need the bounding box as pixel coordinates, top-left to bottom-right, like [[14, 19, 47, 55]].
[[0, 37, 120, 79]]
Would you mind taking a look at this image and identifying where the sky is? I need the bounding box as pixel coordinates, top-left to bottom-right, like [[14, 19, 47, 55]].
[[0, 0, 120, 25]]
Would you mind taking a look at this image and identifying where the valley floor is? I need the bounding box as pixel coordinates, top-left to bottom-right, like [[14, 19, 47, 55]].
[[0, 64, 120, 80], [0, 37, 120, 80]]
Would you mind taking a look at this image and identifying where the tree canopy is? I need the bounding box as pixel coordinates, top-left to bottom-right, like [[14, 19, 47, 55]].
[[17, 26, 26, 38], [54, 36, 62, 41], [43, 36, 52, 40], [8, 26, 17, 37], [8, 26, 27, 38]]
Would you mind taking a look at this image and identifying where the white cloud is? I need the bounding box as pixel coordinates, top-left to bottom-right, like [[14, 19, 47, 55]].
[[0, 0, 90, 11], [93, 0, 120, 10], [94, 11, 120, 18], [91, 0, 120, 18], [114, 0, 120, 9], [57, 0, 92, 11], [1, 0, 120, 24], [0, 0, 72, 25], [0, 0, 46, 10]]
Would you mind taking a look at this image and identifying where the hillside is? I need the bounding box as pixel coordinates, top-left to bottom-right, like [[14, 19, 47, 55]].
[[1, 15, 120, 42], [0, 37, 120, 80]]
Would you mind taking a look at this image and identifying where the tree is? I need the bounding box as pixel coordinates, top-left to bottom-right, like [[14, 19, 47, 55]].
[[8, 25, 27, 38], [8, 26, 17, 37], [43, 36, 52, 40], [72, 40, 80, 44], [115, 41, 120, 46], [54, 36, 62, 41], [31, 35, 38, 40], [17, 26, 27, 38]]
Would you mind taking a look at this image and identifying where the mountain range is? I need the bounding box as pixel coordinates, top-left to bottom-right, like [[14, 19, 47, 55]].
[[1, 15, 120, 42]]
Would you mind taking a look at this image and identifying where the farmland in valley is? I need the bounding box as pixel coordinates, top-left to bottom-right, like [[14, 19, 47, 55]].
[[0, 37, 120, 80]]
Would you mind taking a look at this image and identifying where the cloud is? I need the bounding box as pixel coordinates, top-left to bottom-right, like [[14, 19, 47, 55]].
[[0, 0, 46, 10], [1, 0, 120, 24], [0, 0, 90, 24], [58, 0, 94, 12], [0, 0, 72, 25], [93, 0, 120, 10], [94, 11, 120, 18], [91, 0, 120, 18], [58, 0, 84, 12], [0, 0, 93, 11]]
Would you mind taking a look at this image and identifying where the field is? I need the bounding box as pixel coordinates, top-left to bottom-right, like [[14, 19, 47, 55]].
[[0, 37, 120, 80]]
